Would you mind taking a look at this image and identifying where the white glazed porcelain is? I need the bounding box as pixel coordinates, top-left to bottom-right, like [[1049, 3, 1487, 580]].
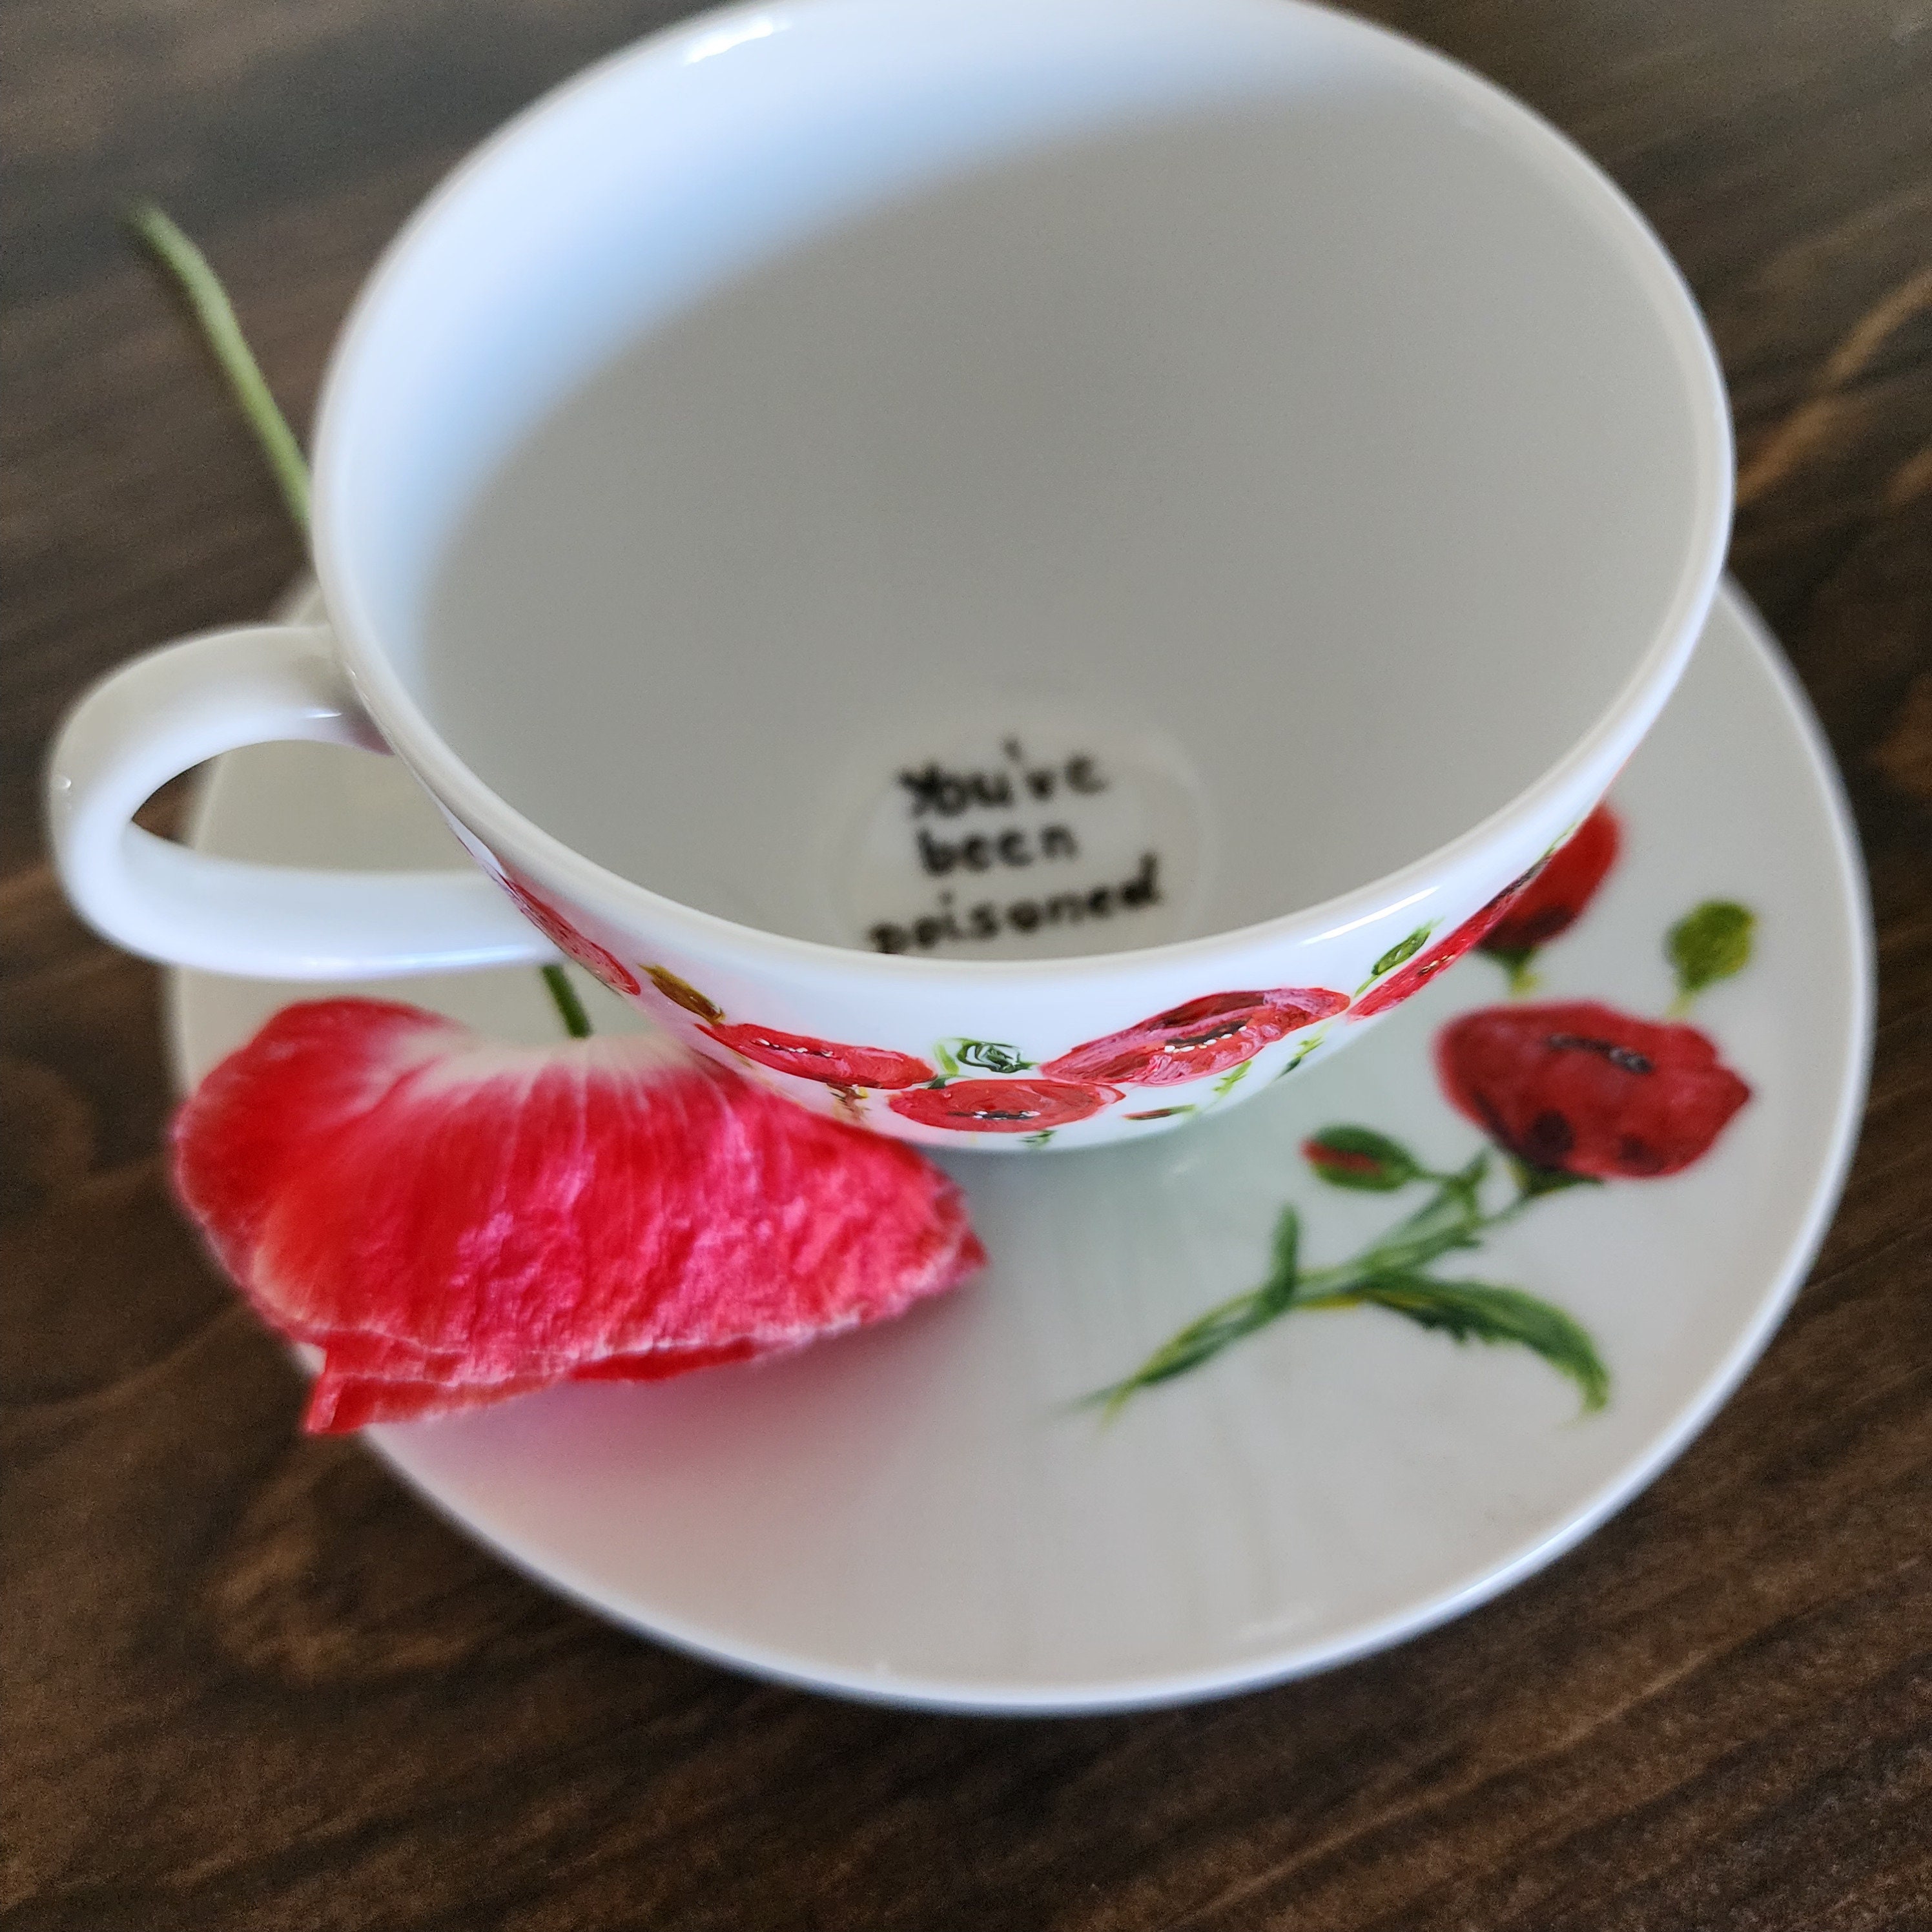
[[169, 584, 1872, 1708], [50, 0, 1733, 1150]]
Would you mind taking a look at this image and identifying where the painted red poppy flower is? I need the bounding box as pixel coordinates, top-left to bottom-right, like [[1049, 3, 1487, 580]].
[[1435, 1000, 1751, 1178], [1481, 806, 1621, 960], [1351, 878, 1536, 1019], [171, 1000, 983, 1431], [888, 1077, 1120, 1133], [1041, 987, 1348, 1087], [699, 1022, 934, 1091], [501, 874, 640, 996]]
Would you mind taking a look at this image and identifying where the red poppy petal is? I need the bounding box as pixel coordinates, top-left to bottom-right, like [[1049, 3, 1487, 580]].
[[308, 1339, 772, 1431], [173, 999, 984, 1430], [568, 1340, 765, 1382], [307, 1364, 567, 1432]]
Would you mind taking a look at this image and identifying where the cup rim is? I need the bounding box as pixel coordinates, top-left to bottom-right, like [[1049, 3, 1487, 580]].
[[311, 0, 1734, 986]]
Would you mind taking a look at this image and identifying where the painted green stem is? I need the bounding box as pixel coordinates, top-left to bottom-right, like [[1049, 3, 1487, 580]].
[[126, 200, 591, 1043], [1091, 1152, 1605, 1416]]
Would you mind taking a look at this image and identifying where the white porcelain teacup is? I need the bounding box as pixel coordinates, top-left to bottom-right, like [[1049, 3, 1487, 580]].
[[48, 0, 1731, 1151]]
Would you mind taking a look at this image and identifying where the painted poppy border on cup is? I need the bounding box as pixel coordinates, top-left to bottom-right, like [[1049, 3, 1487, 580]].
[[630, 848, 1568, 1142]]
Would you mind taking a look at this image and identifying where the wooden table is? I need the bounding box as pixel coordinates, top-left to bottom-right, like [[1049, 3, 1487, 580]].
[[6, 3, 1929, 1924]]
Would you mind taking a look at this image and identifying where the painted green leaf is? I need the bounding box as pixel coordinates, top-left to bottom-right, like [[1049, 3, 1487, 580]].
[[1667, 900, 1755, 1001], [1089, 1211, 1299, 1415], [1302, 1125, 1420, 1192], [1089, 1292, 1279, 1412], [949, 1037, 1031, 1074], [1268, 1206, 1300, 1289], [1371, 925, 1432, 978], [1350, 1272, 1609, 1411]]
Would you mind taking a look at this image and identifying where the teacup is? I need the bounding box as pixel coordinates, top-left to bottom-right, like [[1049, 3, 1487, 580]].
[[48, 0, 1731, 1151]]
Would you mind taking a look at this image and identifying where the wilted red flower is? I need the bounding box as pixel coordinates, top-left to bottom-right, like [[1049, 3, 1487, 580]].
[[889, 1077, 1120, 1133], [1041, 987, 1348, 1087], [699, 1022, 934, 1091], [1351, 878, 1536, 1018], [1435, 1000, 1751, 1178], [502, 874, 640, 996], [1481, 806, 1621, 961], [171, 1000, 983, 1430]]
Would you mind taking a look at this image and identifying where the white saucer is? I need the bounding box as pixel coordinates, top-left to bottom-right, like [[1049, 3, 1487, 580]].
[[168, 582, 1871, 1712]]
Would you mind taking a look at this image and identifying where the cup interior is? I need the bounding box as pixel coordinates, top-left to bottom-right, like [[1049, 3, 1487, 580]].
[[316, 0, 1727, 963]]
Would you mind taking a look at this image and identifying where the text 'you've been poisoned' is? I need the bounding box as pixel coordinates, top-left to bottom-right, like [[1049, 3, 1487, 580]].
[[868, 738, 1162, 955]]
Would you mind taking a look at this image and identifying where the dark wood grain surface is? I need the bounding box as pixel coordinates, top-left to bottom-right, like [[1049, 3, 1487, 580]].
[[5, 2, 1930, 1926]]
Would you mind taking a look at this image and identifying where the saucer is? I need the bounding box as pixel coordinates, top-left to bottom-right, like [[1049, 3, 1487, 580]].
[[167, 581, 1871, 1712]]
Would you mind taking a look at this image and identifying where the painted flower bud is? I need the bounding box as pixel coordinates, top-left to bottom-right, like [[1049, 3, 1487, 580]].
[[1301, 1127, 1421, 1191]]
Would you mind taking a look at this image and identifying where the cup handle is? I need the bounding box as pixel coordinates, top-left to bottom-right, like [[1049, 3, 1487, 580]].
[[46, 621, 551, 978]]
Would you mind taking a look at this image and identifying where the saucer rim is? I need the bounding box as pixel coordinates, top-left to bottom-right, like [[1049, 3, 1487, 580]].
[[167, 579, 1873, 1713]]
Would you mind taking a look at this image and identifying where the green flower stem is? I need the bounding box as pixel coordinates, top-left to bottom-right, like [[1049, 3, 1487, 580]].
[[127, 200, 591, 1042], [540, 963, 593, 1040], [125, 202, 311, 537]]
